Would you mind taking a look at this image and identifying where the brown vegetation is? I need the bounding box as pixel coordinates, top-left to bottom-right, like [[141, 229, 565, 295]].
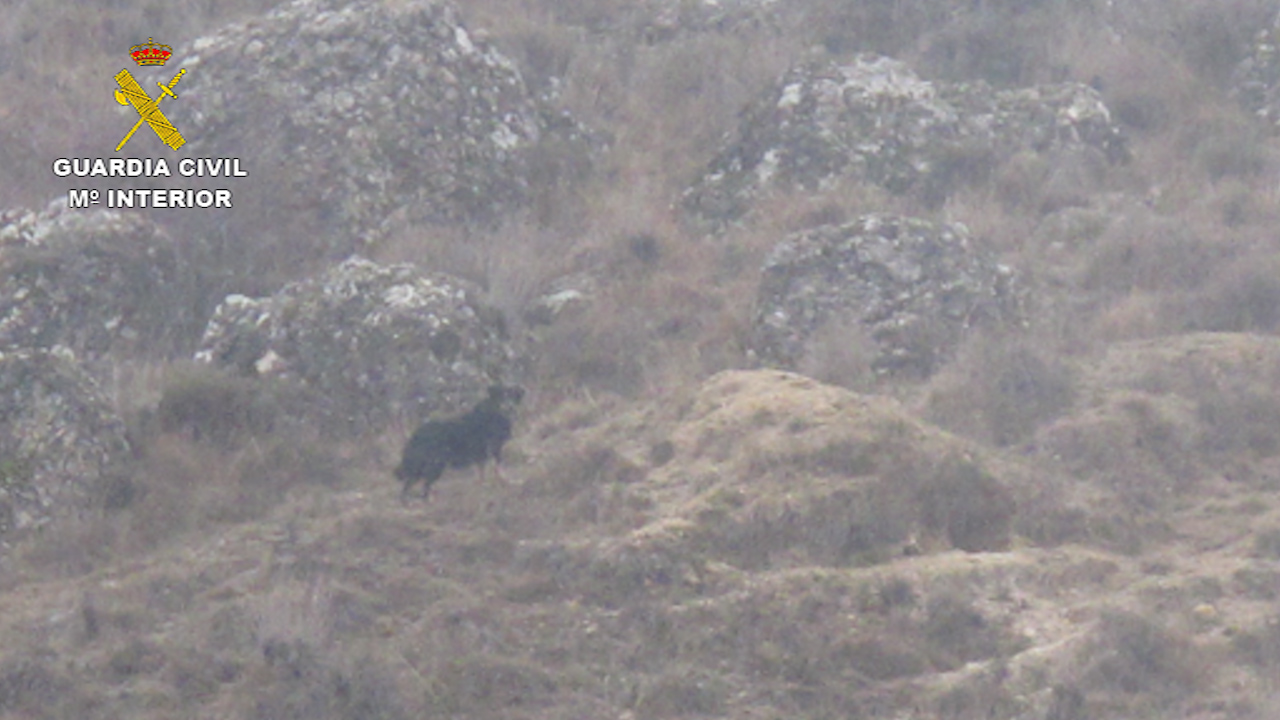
[[6, 0, 1280, 718]]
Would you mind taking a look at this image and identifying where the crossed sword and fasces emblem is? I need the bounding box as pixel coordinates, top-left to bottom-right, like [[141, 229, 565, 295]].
[[113, 68, 186, 151]]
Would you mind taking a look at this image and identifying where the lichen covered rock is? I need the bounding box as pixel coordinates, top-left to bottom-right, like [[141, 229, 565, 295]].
[[751, 214, 1024, 378], [0, 199, 197, 366], [684, 55, 1127, 226], [166, 0, 585, 264], [0, 348, 131, 543], [195, 256, 519, 435]]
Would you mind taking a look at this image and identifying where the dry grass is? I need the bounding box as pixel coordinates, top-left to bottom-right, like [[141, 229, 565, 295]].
[[1070, 611, 1212, 712], [925, 334, 1078, 448], [9, 0, 1280, 717], [4, 362, 352, 583]]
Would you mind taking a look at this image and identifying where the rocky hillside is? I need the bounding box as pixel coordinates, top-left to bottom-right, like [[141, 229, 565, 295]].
[[3, 361, 1280, 718], [3, 0, 1280, 718]]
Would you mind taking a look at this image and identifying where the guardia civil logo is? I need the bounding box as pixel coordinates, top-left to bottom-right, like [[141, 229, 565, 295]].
[[52, 37, 249, 209], [113, 38, 186, 151]]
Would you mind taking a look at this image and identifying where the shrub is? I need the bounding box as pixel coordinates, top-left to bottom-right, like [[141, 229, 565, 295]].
[[1080, 212, 1219, 296], [1232, 616, 1280, 668], [634, 667, 726, 718], [1110, 92, 1169, 134], [1168, 1, 1274, 84], [935, 673, 1019, 720], [1188, 119, 1268, 181], [1077, 611, 1205, 701], [154, 363, 277, 449], [833, 637, 928, 681], [878, 576, 918, 611], [1194, 379, 1280, 458], [114, 405, 346, 557], [429, 655, 556, 715], [918, 139, 999, 208], [804, 0, 951, 56], [1184, 255, 1280, 333], [922, 595, 1003, 668], [914, 456, 1015, 552], [1045, 684, 1087, 720], [798, 485, 914, 565], [106, 640, 166, 682], [927, 337, 1077, 447], [251, 646, 409, 720], [918, 7, 1040, 86], [536, 321, 648, 397], [0, 656, 73, 715]]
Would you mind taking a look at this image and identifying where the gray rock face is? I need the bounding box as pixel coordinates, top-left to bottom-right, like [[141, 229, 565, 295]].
[[751, 214, 1024, 378], [0, 200, 197, 365], [684, 55, 1127, 226], [167, 0, 576, 262], [0, 348, 131, 543], [195, 257, 519, 435], [1233, 15, 1280, 128]]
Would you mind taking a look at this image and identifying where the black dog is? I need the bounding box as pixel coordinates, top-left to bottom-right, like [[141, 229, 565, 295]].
[[395, 385, 523, 500]]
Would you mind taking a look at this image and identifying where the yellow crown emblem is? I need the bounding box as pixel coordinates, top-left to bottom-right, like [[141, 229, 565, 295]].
[[130, 38, 172, 67]]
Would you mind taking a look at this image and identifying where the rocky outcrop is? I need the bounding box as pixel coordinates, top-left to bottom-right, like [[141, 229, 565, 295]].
[[1233, 14, 1280, 129], [164, 0, 591, 271], [0, 199, 197, 366], [750, 214, 1025, 379], [684, 55, 1127, 227], [195, 256, 519, 436], [0, 348, 132, 544]]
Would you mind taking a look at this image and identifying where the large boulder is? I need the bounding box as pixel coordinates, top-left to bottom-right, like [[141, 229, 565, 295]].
[[0, 348, 132, 545], [160, 0, 589, 277], [195, 256, 519, 436], [751, 214, 1025, 379], [683, 55, 1127, 227], [0, 199, 197, 366]]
